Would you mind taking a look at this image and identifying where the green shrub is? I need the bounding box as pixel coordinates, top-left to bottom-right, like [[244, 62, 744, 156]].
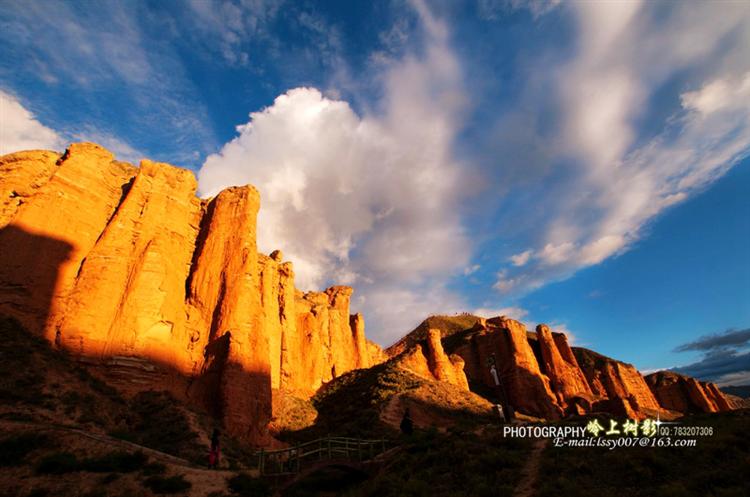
[[99, 472, 120, 484], [227, 473, 271, 496], [35, 452, 80, 474], [143, 475, 192, 494], [82, 491, 108, 497], [142, 461, 167, 476], [35, 450, 148, 475], [123, 391, 204, 464], [81, 451, 148, 473], [0, 433, 50, 467]]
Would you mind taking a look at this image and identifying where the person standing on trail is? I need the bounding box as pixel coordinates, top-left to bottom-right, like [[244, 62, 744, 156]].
[[489, 362, 514, 422], [400, 408, 413, 435], [209, 428, 221, 469]]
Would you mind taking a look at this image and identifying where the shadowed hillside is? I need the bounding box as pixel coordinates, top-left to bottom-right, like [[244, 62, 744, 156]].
[[277, 360, 498, 443], [0, 316, 262, 497]]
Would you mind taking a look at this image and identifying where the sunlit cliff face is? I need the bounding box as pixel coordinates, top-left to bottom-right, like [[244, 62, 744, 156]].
[[0, 143, 382, 443]]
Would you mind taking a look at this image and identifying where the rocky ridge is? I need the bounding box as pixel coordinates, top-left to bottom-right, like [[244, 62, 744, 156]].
[[394, 315, 734, 420], [0, 144, 383, 445], [0, 143, 735, 447]]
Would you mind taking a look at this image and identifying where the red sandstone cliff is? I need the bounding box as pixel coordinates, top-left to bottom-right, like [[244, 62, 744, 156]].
[[536, 324, 592, 405], [393, 328, 469, 391], [0, 143, 383, 445], [645, 371, 732, 414], [447, 318, 564, 419], [395, 314, 727, 420]]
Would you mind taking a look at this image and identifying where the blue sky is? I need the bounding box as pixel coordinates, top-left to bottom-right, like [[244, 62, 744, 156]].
[[1, 0, 749, 384]]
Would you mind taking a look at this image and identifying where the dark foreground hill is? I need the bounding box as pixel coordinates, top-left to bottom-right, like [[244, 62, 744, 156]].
[[0, 316, 259, 497], [3, 314, 750, 497]]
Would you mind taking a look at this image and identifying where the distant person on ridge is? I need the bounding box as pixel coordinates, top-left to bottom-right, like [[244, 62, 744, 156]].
[[209, 428, 221, 469], [400, 408, 413, 435]]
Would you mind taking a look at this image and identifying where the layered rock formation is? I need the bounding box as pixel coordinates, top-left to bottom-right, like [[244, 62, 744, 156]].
[[395, 314, 730, 420], [645, 371, 732, 414], [394, 328, 469, 391], [536, 324, 592, 405], [0, 143, 383, 444], [447, 318, 564, 419], [572, 347, 662, 418]]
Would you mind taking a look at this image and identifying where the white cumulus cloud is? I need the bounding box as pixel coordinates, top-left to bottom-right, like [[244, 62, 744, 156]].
[[198, 1, 472, 343], [0, 90, 64, 155]]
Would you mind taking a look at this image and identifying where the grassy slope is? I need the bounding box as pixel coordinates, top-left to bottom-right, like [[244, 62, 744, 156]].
[[385, 314, 483, 356], [337, 427, 531, 497], [277, 361, 530, 497], [0, 316, 260, 497], [278, 360, 495, 442], [572, 346, 637, 371]]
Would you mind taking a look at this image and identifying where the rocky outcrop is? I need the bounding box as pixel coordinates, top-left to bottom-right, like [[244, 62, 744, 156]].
[[704, 382, 733, 411], [394, 329, 469, 391], [390, 313, 735, 420], [573, 347, 661, 418], [386, 314, 484, 358], [368, 338, 388, 365], [0, 143, 382, 445], [645, 371, 733, 414], [536, 324, 592, 404], [283, 286, 380, 395], [449, 317, 564, 419]]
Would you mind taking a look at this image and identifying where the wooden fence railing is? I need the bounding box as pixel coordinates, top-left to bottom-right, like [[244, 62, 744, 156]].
[[255, 437, 390, 475]]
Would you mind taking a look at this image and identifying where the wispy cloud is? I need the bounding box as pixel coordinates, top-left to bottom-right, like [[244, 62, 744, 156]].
[[70, 127, 145, 164], [674, 350, 750, 385], [186, 0, 282, 66], [491, 1, 750, 295], [0, 0, 217, 168], [463, 264, 481, 276], [472, 306, 528, 321], [673, 327, 750, 384], [713, 370, 750, 388], [478, 0, 562, 20], [675, 328, 750, 353]]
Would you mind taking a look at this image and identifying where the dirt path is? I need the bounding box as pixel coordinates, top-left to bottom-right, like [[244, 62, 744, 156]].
[[379, 394, 452, 432], [0, 419, 196, 466], [380, 395, 403, 428], [513, 438, 547, 497]]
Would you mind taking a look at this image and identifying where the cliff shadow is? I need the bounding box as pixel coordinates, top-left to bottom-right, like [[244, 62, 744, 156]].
[[0, 224, 274, 450], [0, 224, 73, 340]]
